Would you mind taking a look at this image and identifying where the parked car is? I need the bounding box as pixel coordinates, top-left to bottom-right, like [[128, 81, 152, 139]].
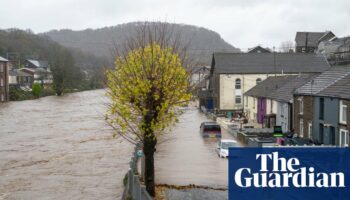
[[200, 122, 221, 138], [216, 139, 237, 158]]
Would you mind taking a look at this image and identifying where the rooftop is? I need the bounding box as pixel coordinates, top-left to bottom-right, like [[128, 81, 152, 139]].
[[245, 75, 297, 98], [295, 31, 335, 47], [316, 73, 350, 99], [268, 74, 317, 102], [211, 53, 330, 74], [27, 59, 49, 68], [295, 66, 350, 96], [0, 56, 8, 62]]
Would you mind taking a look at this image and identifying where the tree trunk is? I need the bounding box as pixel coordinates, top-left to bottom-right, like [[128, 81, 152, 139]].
[[143, 137, 157, 196]]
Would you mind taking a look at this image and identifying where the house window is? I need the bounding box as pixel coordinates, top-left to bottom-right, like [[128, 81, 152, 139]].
[[0, 64, 3, 72], [235, 95, 242, 104], [319, 98, 324, 120], [245, 96, 248, 107], [299, 119, 304, 137], [308, 122, 312, 139], [256, 78, 262, 85], [0, 77, 3, 87], [340, 100, 347, 124], [235, 78, 241, 89], [340, 129, 349, 147], [253, 98, 256, 109]]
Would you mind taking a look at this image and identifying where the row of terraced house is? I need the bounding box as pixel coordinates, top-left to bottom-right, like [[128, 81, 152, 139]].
[[198, 31, 350, 147], [0, 56, 53, 102]]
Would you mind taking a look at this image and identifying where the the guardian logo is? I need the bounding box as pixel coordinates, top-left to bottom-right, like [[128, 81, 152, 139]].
[[229, 148, 350, 200], [234, 152, 345, 188]]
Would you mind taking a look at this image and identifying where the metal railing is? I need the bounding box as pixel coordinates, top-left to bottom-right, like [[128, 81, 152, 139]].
[[122, 143, 153, 200]]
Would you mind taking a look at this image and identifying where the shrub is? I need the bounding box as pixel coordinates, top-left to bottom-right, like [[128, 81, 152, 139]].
[[32, 83, 42, 98]]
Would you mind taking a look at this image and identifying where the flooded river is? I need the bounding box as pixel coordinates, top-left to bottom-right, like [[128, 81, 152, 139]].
[[0, 90, 236, 199], [0, 90, 133, 200]]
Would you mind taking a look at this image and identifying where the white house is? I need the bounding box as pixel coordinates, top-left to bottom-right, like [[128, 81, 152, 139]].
[[205, 52, 330, 117], [245, 75, 316, 132]]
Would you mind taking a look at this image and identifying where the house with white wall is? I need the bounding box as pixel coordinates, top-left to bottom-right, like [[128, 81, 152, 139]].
[[245, 75, 316, 132], [205, 52, 330, 116]]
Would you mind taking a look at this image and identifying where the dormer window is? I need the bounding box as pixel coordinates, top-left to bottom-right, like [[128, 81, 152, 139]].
[[256, 78, 262, 85]]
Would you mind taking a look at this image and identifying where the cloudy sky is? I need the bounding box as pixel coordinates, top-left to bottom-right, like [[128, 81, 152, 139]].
[[1, 0, 350, 50]]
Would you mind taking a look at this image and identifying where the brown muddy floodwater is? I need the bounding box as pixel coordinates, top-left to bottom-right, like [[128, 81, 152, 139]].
[[0, 90, 133, 200], [156, 107, 240, 189]]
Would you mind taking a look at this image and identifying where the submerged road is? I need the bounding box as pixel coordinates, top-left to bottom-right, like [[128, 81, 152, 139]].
[[0, 90, 133, 200], [156, 107, 240, 188]]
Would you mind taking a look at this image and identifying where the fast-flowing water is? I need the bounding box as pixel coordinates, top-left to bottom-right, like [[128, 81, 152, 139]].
[[0, 90, 133, 200], [0, 90, 239, 199]]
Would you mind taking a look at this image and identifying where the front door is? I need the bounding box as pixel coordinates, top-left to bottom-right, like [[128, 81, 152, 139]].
[[257, 98, 266, 124]]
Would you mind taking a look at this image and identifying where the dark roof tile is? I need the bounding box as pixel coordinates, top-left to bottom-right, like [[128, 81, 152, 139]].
[[212, 53, 330, 74]]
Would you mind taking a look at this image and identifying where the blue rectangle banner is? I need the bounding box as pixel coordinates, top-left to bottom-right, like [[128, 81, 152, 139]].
[[229, 148, 350, 200]]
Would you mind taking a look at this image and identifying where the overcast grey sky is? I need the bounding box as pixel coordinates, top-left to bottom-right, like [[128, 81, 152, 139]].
[[1, 0, 350, 50]]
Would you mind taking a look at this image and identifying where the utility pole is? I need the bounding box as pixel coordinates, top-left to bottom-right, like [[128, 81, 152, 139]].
[[305, 33, 309, 53]]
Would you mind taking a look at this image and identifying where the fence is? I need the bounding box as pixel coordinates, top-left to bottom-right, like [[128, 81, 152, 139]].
[[121, 143, 153, 200]]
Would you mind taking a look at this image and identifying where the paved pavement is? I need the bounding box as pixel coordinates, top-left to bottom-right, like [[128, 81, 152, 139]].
[[165, 188, 227, 200]]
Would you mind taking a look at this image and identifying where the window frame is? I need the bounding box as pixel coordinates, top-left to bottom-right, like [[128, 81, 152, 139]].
[[339, 100, 347, 124], [235, 78, 241, 89], [235, 95, 242, 104], [319, 98, 324, 120], [256, 78, 262, 85], [299, 118, 304, 137], [339, 129, 349, 147], [308, 122, 312, 139]]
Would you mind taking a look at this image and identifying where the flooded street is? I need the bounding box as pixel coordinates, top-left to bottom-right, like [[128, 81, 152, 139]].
[[156, 107, 240, 189], [0, 90, 133, 200]]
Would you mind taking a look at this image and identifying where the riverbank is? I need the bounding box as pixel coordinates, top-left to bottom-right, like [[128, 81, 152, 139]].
[[9, 85, 105, 101]]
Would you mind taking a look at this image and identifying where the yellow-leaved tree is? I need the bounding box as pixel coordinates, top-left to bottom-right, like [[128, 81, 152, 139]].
[[105, 22, 193, 196]]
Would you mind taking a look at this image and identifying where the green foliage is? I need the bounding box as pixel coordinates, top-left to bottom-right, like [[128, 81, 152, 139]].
[[50, 47, 83, 96], [0, 29, 107, 90], [106, 43, 192, 141], [10, 86, 57, 101], [31, 83, 42, 98], [9, 87, 34, 101]]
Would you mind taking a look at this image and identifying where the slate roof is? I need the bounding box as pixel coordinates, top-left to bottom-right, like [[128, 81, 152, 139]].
[[0, 56, 8, 62], [268, 74, 317, 102], [295, 66, 350, 96], [317, 73, 350, 99], [211, 53, 330, 74], [295, 31, 335, 47], [27, 59, 49, 68], [245, 76, 296, 98], [247, 46, 271, 53], [9, 69, 32, 77]]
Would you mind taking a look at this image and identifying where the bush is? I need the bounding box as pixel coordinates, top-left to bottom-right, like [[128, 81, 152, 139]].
[[41, 87, 56, 97], [9, 87, 34, 101], [32, 83, 42, 98]]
